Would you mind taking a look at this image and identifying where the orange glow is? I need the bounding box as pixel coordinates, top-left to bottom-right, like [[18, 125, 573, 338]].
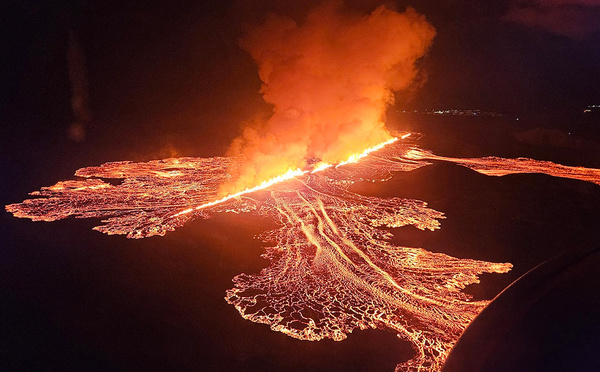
[[221, 3, 436, 195], [172, 168, 306, 217], [310, 161, 334, 173], [174, 136, 403, 218]]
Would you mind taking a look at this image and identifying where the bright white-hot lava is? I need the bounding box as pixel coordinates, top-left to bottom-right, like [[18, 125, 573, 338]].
[[336, 137, 399, 167], [171, 168, 306, 217]]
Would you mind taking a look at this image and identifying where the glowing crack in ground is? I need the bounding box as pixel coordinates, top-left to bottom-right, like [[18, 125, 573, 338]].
[[7, 138, 600, 371]]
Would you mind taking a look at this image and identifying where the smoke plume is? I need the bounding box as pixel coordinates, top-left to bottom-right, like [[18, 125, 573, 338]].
[[222, 2, 435, 194]]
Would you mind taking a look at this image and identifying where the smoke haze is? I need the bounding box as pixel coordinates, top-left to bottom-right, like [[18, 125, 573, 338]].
[[67, 30, 91, 142], [221, 2, 435, 194], [505, 0, 600, 38]]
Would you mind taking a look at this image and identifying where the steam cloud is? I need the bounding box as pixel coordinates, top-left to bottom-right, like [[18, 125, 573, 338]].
[[221, 2, 435, 194]]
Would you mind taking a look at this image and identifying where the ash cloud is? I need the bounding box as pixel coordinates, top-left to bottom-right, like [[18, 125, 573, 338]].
[[221, 2, 435, 194], [505, 0, 600, 38]]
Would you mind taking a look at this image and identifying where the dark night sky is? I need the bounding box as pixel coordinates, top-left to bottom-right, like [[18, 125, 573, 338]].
[[3, 0, 599, 157]]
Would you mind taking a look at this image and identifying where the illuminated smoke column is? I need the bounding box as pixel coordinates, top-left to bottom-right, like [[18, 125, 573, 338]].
[[222, 3, 436, 194]]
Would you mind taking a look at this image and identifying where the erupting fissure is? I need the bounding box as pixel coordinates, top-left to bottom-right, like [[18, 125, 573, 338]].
[[173, 136, 401, 218]]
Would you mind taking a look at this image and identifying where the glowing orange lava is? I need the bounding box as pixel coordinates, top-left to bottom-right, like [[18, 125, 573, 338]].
[[8, 137, 600, 371], [406, 148, 600, 185], [172, 168, 307, 217]]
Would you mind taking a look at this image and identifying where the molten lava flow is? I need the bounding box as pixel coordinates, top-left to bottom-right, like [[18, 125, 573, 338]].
[[405, 148, 600, 185], [171, 168, 306, 218], [336, 137, 399, 167], [224, 150, 512, 372], [8, 139, 600, 371]]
